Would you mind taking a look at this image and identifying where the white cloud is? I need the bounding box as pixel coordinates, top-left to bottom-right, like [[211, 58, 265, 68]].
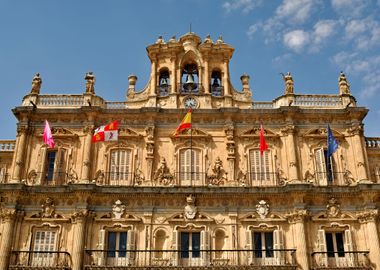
[[283, 30, 310, 52], [272, 53, 293, 66], [222, 0, 262, 13], [344, 17, 380, 49], [313, 20, 337, 43], [331, 0, 370, 18], [276, 0, 317, 24]]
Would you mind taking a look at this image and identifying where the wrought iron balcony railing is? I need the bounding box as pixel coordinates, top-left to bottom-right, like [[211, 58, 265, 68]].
[[314, 171, 356, 186], [84, 249, 296, 268], [9, 250, 72, 269], [26, 171, 70, 185], [249, 172, 280, 186], [157, 85, 171, 96], [96, 171, 135, 186], [311, 251, 370, 269], [211, 85, 224, 96]]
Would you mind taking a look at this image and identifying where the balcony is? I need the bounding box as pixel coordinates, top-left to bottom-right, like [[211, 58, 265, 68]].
[[84, 249, 297, 269], [9, 251, 72, 269], [311, 251, 371, 269], [97, 172, 135, 186]]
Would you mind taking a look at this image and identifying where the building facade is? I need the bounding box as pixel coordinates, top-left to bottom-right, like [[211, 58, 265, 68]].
[[1, 32, 380, 270]]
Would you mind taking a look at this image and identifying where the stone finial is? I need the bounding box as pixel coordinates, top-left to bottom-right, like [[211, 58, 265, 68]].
[[112, 200, 126, 219], [84, 71, 95, 94], [204, 34, 213, 44], [127, 74, 138, 99], [155, 35, 165, 44], [31, 73, 42, 94], [240, 74, 250, 92], [282, 72, 294, 94], [256, 200, 269, 219], [184, 194, 197, 220], [339, 71, 351, 95], [216, 35, 224, 44], [168, 35, 177, 43]]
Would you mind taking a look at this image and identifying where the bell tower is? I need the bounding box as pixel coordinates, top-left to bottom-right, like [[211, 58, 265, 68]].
[[125, 32, 253, 109]]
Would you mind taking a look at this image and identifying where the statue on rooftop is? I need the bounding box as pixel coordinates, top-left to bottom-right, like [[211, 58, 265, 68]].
[[31, 73, 42, 94], [338, 71, 351, 95], [282, 72, 294, 94], [85, 71, 95, 94]]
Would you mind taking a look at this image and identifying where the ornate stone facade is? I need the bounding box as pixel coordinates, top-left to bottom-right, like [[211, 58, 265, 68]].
[[0, 32, 380, 270]]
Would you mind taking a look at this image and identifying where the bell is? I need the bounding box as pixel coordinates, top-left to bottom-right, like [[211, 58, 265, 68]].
[[212, 77, 220, 87], [160, 77, 168, 87], [184, 74, 196, 91]]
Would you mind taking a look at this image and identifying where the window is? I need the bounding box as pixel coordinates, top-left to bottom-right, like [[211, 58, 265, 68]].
[[181, 232, 200, 259], [179, 149, 202, 185], [32, 231, 57, 266], [181, 64, 199, 94], [109, 149, 132, 185], [249, 150, 274, 184], [211, 70, 223, 96], [46, 151, 56, 182], [315, 148, 336, 185], [158, 70, 170, 96], [44, 149, 66, 185], [317, 229, 354, 267], [253, 232, 273, 258]]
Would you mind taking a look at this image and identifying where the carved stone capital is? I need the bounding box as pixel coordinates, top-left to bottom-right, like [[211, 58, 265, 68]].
[[71, 209, 89, 223], [286, 209, 309, 223], [82, 125, 94, 135], [16, 126, 28, 136], [83, 160, 91, 167], [0, 209, 17, 222], [280, 125, 296, 135], [357, 209, 378, 223], [347, 125, 363, 136]]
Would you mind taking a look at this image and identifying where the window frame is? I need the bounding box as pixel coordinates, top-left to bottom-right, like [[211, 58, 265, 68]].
[[108, 148, 133, 185]]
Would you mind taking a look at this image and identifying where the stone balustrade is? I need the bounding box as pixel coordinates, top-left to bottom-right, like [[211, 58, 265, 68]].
[[37, 95, 84, 107], [0, 140, 15, 152], [105, 102, 128, 109], [293, 94, 343, 107], [365, 137, 380, 149], [252, 102, 274, 109]]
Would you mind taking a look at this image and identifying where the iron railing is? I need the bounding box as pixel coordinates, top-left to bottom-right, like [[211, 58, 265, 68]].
[[157, 85, 171, 96], [314, 171, 355, 186], [9, 250, 72, 269], [249, 172, 280, 186], [99, 172, 135, 186], [84, 249, 297, 268], [179, 83, 203, 95], [211, 85, 224, 96], [26, 171, 69, 185], [311, 251, 370, 269]]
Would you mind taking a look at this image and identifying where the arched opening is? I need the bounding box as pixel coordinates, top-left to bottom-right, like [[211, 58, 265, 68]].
[[211, 70, 223, 96], [181, 63, 199, 94], [154, 230, 167, 258], [158, 69, 170, 96], [215, 229, 226, 259]]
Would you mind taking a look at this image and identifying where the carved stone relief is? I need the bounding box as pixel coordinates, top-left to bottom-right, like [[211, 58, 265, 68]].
[[184, 195, 197, 220], [256, 200, 269, 219]]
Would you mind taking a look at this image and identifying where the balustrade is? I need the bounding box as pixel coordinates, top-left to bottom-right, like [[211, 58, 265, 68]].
[[9, 251, 72, 269], [105, 101, 128, 109], [293, 95, 343, 107], [37, 95, 84, 107], [0, 140, 15, 151], [311, 251, 370, 269], [365, 137, 380, 149]]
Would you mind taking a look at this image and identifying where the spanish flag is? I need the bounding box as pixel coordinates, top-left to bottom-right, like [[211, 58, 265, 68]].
[[174, 108, 192, 136]]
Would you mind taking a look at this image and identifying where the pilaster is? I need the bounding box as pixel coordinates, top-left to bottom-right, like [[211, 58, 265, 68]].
[[71, 209, 89, 270], [0, 208, 17, 270]]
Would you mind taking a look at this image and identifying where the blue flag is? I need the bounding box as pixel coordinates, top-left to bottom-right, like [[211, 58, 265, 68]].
[[327, 125, 338, 157]]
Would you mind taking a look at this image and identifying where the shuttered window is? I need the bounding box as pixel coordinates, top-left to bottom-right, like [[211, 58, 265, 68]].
[[32, 231, 57, 266], [179, 149, 201, 183], [249, 150, 271, 181], [315, 148, 335, 185], [110, 150, 131, 183]]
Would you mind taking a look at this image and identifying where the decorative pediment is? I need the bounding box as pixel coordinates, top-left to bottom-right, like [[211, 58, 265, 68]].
[[167, 212, 214, 223], [312, 211, 356, 221], [96, 212, 141, 222], [240, 127, 278, 138], [39, 127, 78, 138], [118, 128, 142, 138], [302, 128, 344, 138], [171, 128, 211, 139], [240, 212, 285, 222], [28, 197, 65, 220]]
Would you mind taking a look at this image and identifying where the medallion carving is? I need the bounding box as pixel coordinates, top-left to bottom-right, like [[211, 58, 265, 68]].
[[256, 200, 269, 219], [184, 195, 197, 220], [326, 198, 341, 218], [112, 200, 126, 219]]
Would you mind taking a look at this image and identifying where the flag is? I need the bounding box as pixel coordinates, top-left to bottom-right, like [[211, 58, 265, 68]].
[[260, 124, 268, 155], [43, 120, 55, 148], [327, 124, 338, 157], [92, 121, 119, 143], [174, 108, 192, 136]]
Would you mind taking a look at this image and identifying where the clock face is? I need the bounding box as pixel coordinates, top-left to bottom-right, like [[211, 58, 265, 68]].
[[184, 97, 198, 109]]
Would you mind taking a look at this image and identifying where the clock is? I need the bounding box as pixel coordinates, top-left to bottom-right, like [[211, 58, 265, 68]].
[[184, 96, 198, 109]]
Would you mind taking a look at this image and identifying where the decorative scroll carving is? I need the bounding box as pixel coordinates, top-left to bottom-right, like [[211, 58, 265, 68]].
[[71, 209, 89, 222], [357, 209, 378, 223], [112, 200, 126, 219], [93, 170, 105, 185], [286, 209, 309, 223], [237, 170, 247, 186], [31, 198, 61, 219], [326, 198, 341, 218], [184, 195, 197, 220], [256, 200, 269, 219], [27, 170, 38, 185], [67, 167, 78, 183], [154, 158, 174, 186], [207, 157, 227, 186], [0, 208, 17, 221], [134, 167, 145, 185]]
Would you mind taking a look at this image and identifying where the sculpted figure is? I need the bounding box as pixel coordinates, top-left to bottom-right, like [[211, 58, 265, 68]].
[[85, 71, 95, 94], [207, 157, 227, 185], [338, 71, 351, 95], [31, 73, 42, 94], [282, 72, 294, 94], [184, 195, 197, 220], [154, 158, 174, 185]]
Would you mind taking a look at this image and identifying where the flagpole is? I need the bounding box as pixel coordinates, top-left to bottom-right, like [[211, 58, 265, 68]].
[[190, 114, 193, 187]]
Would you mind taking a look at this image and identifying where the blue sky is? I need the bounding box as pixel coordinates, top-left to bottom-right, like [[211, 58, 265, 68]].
[[1, 0, 379, 139]]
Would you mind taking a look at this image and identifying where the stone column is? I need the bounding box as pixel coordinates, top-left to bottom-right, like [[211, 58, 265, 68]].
[[150, 59, 157, 95], [282, 125, 299, 182], [222, 61, 229, 96], [0, 209, 17, 270], [171, 57, 176, 94], [71, 210, 88, 270], [204, 59, 210, 94], [11, 126, 28, 182], [80, 125, 93, 183], [349, 125, 368, 181], [286, 210, 309, 270], [357, 210, 380, 268]]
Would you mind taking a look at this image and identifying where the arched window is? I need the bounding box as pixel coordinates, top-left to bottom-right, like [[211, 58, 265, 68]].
[[154, 230, 167, 259], [249, 149, 275, 186], [181, 64, 199, 94], [211, 70, 223, 96], [214, 230, 226, 259], [179, 148, 202, 186], [314, 148, 337, 185], [109, 149, 132, 185], [158, 69, 170, 96]]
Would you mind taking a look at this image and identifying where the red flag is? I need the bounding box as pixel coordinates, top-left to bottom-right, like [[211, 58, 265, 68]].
[[260, 124, 268, 155], [92, 121, 119, 143]]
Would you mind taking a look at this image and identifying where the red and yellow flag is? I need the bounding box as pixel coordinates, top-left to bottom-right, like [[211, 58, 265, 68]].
[[174, 109, 192, 136]]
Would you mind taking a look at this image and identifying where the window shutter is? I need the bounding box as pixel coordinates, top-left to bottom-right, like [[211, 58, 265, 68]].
[[246, 230, 253, 264], [273, 229, 284, 265], [200, 230, 210, 266], [317, 229, 328, 267], [193, 150, 201, 182], [127, 230, 136, 264], [344, 229, 354, 267], [179, 150, 186, 182], [315, 149, 327, 186], [97, 229, 106, 266], [172, 230, 179, 266], [56, 149, 66, 184]]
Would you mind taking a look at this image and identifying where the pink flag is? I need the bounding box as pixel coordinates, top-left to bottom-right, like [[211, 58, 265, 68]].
[[43, 120, 55, 148]]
